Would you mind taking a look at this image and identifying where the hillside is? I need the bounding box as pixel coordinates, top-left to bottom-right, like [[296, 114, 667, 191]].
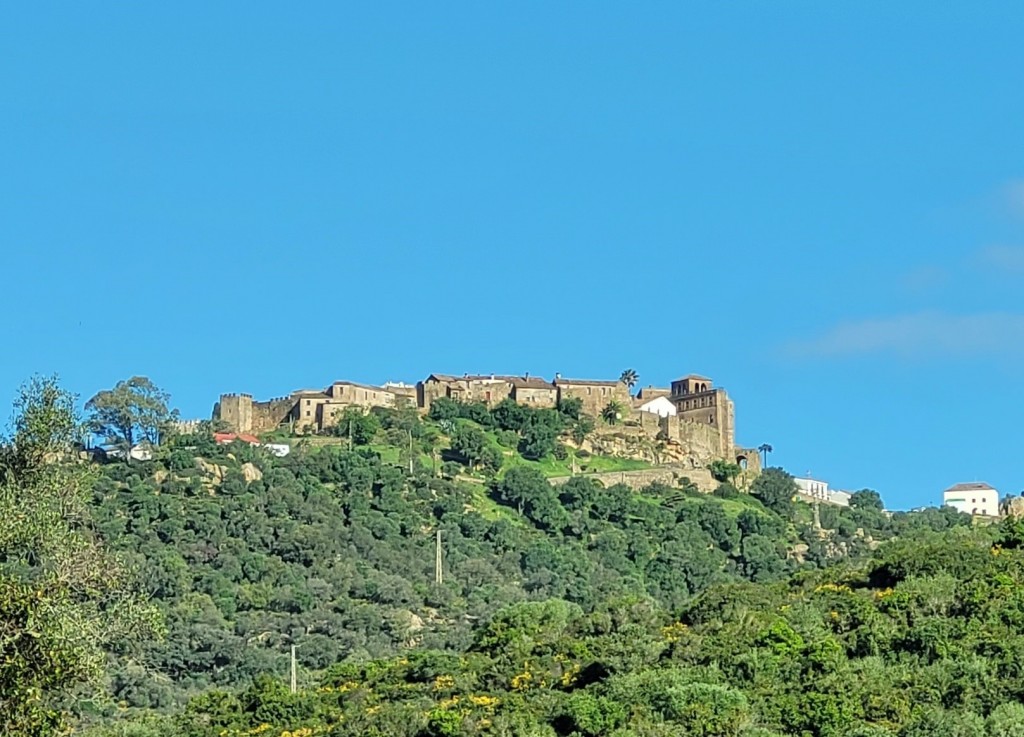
[[78, 403, 966, 723], [0, 380, 981, 737], [82, 480, 1021, 737]]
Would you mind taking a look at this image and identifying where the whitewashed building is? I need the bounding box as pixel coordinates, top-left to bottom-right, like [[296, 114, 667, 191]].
[[638, 395, 677, 418], [828, 490, 852, 507], [943, 482, 999, 518], [794, 476, 830, 503]]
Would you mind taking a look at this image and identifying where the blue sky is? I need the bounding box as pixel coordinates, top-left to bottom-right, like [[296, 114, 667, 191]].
[[2, 4, 1022, 509]]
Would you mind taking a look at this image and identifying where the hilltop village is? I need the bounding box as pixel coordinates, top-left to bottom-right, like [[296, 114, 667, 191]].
[[214, 371, 764, 491], [211, 372, 1009, 516]]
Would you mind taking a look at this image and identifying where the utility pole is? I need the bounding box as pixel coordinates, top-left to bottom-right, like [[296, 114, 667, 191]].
[[408, 429, 414, 474], [290, 645, 297, 694], [348, 417, 353, 451], [435, 529, 443, 585]]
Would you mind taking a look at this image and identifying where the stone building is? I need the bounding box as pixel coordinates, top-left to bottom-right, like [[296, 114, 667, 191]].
[[217, 393, 297, 436], [669, 375, 735, 458], [553, 376, 631, 417], [216, 380, 403, 435], [510, 376, 558, 407], [383, 381, 417, 406], [417, 374, 517, 410], [635, 385, 671, 401]]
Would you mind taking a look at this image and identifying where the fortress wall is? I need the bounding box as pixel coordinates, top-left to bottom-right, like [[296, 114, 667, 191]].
[[548, 466, 718, 493], [251, 396, 298, 433]]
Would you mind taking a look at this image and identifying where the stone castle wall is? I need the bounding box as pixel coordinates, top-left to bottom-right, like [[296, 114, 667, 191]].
[[218, 394, 253, 433], [548, 465, 718, 493], [216, 393, 297, 435], [252, 396, 298, 433]]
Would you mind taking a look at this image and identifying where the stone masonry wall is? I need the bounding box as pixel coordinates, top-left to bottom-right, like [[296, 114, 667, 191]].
[[251, 396, 298, 434], [548, 465, 718, 493]]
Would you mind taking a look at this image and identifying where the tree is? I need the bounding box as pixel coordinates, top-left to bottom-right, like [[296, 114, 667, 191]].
[[757, 443, 773, 467], [491, 398, 529, 433], [556, 396, 583, 421], [0, 374, 81, 480], [516, 410, 565, 461], [494, 467, 569, 530], [850, 489, 884, 512], [709, 460, 742, 484], [601, 400, 624, 426], [519, 421, 558, 460], [750, 467, 797, 517], [86, 377, 176, 457], [449, 425, 490, 471], [619, 369, 639, 391], [571, 415, 595, 445], [331, 407, 380, 446], [427, 398, 460, 422], [1, 377, 159, 735]]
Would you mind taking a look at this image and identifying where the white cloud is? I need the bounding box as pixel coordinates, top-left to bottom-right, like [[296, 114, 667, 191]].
[[976, 244, 1024, 273], [786, 311, 1024, 359]]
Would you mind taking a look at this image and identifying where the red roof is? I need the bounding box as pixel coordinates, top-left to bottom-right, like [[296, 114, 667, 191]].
[[214, 432, 261, 445]]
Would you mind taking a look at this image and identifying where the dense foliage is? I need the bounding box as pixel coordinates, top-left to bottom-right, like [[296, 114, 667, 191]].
[[0, 377, 157, 736], [2, 380, 995, 737], [83, 506, 1024, 737]]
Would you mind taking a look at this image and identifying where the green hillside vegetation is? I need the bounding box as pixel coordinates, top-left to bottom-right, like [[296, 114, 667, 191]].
[[281, 397, 650, 482], [0, 376, 998, 737], [85, 518, 1024, 737]]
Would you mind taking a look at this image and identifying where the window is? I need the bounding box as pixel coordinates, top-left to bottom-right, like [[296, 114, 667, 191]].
[[709, 413, 714, 423]]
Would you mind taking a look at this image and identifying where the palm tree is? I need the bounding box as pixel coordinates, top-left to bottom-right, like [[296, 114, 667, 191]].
[[758, 443, 774, 468], [601, 400, 624, 425], [619, 368, 639, 390]]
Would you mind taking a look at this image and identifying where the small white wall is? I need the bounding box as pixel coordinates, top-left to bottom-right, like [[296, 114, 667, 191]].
[[639, 396, 677, 418]]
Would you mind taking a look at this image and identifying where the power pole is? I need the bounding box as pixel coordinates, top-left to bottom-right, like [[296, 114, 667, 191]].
[[435, 529, 443, 585], [290, 645, 297, 694], [348, 418, 353, 451], [408, 429, 414, 474]]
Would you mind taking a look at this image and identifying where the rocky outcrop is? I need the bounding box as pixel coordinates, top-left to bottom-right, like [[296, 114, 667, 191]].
[[1002, 496, 1024, 518], [241, 462, 263, 483]]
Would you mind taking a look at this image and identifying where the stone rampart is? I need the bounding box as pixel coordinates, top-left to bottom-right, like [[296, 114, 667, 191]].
[[548, 465, 717, 493]]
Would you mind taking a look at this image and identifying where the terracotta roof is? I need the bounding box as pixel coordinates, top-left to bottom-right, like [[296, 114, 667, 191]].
[[674, 374, 712, 382], [214, 432, 261, 445], [554, 378, 623, 387], [945, 482, 996, 493], [510, 377, 556, 389], [424, 374, 461, 383]]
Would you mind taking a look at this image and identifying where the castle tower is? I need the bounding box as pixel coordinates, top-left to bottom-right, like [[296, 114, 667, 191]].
[[669, 375, 735, 457], [217, 393, 253, 433]]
